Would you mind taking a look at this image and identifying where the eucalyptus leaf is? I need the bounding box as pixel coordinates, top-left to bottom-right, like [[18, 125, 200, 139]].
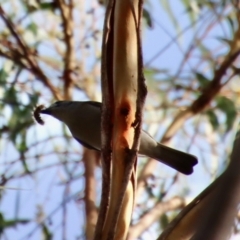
[[26, 22, 38, 35], [143, 8, 153, 28], [42, 223, 53, 240], [160, 213, 169, 229], [195, 72, 210, 89], [205, 110, 219, 130], [0, 212, 29, 233], [0, 69, 8, 85], [216, 96, 237, 132]]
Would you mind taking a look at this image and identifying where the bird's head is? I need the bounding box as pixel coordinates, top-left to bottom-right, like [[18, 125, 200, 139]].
[[40, 101, 74, 123]]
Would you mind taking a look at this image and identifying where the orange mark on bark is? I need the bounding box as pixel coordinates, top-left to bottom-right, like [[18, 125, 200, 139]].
[[114, 100, 135, 150]]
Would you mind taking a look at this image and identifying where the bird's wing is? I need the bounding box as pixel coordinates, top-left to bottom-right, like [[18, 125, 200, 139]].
[[74, 137, 100, 151], [84, 101, 102, 109]]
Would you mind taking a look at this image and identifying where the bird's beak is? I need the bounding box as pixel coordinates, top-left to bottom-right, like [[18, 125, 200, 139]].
[[40, 108, 51, 114]]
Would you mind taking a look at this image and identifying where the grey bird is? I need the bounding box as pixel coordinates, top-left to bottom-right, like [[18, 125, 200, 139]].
[[40, 101, 198, 175]]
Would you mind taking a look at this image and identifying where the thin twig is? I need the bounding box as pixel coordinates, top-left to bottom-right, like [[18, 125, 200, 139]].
[[0, 6, 62, 100], [128, 197, 185, 240]]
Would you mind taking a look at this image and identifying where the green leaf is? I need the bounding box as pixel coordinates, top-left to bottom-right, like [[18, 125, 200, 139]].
[[39, 2, 58, 11], [216, 37, 232, 46], [42, 223, 53, 240], [146, 186, 155, 198], [23, 1, 57, 13], [0, 69, 8, 85], [0, 212, 29, 232], [180, 0, 198, 23], [216, 96, 237, 132], [29, 93, 39, 106], [17, 133, 27, 152], [143, 8, 153, 28], [205, 110, 219, 130], [195, 72, 210, 89], [4, 87, 18, 105], [160, 213, 169, 229], [144, 68, 157, 80], [26, 22, 38, 35], [197, 43, 211, 59], [4, 219, 29, 228], [226, 15, 236, 35], [7, 102, 34, 143]]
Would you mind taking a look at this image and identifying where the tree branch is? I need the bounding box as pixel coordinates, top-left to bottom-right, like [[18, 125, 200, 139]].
[[94, 0, 115, 238], [128, 197, 185, 240], [97, 0, 146, 239], [0, 6, 62, 100], [82, 149, 99, 240], [56, 0, 75, 100]]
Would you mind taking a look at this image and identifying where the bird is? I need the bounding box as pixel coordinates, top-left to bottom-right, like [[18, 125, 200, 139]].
[[38, 101, 198, 175]]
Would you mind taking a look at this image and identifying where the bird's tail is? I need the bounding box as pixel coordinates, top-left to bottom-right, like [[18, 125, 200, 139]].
[[151, 143, 198, 175]]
